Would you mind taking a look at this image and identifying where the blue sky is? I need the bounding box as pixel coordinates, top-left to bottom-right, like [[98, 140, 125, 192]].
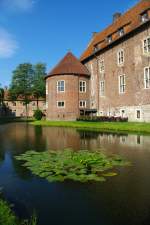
[[0, 0, 139, 87]]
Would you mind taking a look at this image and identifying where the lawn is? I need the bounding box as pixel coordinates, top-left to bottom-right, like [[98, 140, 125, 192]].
[[31, 121, 150, 135]]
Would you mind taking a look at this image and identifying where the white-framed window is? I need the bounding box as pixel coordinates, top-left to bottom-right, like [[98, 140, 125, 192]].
[[79, 81, 86, 93], [143, 37, 150, 54], [119, 75, 126, 94], [117, 49, 124, 65], [46, 82, 48, 95], [99, 59, 105, 73], [57, 80, 65, 92], [79, 100, 86, 108], [136, 110, 141, 119], [107, 35, 112, 43], [57, 101, 65, 108], [144, 67, 150, 89], [118, 28, 124, 37], [100, 80, 105, 96], [141, 12, 149, 23]]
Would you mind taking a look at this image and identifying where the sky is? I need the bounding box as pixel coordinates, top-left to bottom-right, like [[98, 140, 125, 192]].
[[0, 0, 139, 87]]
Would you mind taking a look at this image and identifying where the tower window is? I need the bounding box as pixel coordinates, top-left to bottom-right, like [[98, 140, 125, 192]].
[[79, 100, 86, 108], [57, 101, 65, 108], [79, 81, 86, 93], [57, 81, 65, 92]]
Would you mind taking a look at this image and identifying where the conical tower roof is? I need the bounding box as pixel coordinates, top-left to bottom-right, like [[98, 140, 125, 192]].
[[46, 52, 90, 78]]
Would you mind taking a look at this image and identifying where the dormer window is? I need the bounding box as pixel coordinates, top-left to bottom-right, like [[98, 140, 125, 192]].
[[141, 12, 149, 23], [118, 28, 124, 37], [94, 44, 99, 52], [107, 35, 112, 43]]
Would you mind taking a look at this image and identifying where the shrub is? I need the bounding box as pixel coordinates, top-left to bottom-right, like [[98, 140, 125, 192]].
[[33, 109, 43, 121], [77, 116, 128, 122]]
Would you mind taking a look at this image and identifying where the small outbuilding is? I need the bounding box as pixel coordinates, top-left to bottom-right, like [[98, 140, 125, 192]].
[[45, 52, 90, 121]]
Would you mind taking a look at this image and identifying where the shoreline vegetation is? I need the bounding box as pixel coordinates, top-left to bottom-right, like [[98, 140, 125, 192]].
[[0, 198, 37, 225], [0, 117, 34, 125], [30, 121, 150, 135], [1, 118, 150, 135]]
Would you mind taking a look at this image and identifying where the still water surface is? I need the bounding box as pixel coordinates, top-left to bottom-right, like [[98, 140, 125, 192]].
[[0, 123, 150, 225]]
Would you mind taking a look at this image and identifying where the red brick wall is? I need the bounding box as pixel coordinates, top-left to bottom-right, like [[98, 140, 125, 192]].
[[84, 25, 150, 121], [46, 74, 90, 120]]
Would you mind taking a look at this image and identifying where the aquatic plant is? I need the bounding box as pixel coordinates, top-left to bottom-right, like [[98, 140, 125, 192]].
[[16, 149, 130, 183], [0, 199, 37, 225]]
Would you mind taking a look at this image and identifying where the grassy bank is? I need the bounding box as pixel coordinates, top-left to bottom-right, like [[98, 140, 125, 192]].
[[31, 121, 150, 135], [0, 117, 34, 125]]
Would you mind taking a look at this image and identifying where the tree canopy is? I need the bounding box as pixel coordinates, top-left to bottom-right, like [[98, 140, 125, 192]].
[[9, 63, 46, 117]]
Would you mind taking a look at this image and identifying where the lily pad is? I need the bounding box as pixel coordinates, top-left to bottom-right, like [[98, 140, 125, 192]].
[[15, 149, 130, 183]]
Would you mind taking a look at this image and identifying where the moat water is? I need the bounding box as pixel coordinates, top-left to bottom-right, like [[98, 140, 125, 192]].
[[0, 123, 150, 225]]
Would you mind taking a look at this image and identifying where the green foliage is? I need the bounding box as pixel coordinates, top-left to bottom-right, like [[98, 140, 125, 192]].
[[32, 63, 46, 108], [0, 199, 37, 225], [16, 149, 130, 183], [9, 63, 46, 116], [9, 63, 33, 100], [0, 84, 4, 106], [9, 63, 34, 117], [34, 109, 43, 120], [0, 199, 17, 225]]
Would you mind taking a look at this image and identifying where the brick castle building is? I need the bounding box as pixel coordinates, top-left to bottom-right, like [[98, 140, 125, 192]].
[[0, 88, 46, 117], [46, 0, 150, 122]]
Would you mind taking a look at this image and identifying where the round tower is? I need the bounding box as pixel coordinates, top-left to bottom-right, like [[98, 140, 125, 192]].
[[45, 52, 90, 121]]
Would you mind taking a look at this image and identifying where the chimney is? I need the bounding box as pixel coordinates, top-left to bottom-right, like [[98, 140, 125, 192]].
[[113, 12, 122, 23], [92, 32, 98, 38]]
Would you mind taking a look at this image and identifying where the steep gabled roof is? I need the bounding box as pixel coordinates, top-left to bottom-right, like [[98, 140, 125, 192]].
[[80, 0, 150, 62], [46, 52, 90, 79]]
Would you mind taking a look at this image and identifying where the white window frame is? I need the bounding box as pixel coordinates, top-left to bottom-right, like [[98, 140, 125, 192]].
[[144, 67, 150, 89], [99, 59, 105, 73], [107, 35, 112, 43], [136, 109, 141, 120], [57, 80, 65, 93], [79, 100, 87, 108], [141, 12, 149, 23], [117, 49, 124, 65], [143, 36, 150, 55], [57, 101, 65, 108], [118, 28, 124, 37], [119, 75, 126, 94], [79, 81, 86, 93], [100, 80, 105, 96]]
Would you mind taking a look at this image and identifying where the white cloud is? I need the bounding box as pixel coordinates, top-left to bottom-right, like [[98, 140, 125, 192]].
[[1, 0, 36, 12], [0, 28, 19, 58]]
